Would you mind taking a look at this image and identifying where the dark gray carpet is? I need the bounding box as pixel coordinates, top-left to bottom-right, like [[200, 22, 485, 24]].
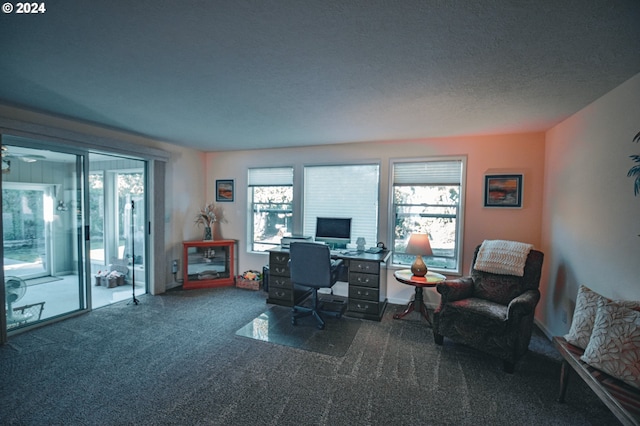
[[0, 287, 619, 425]]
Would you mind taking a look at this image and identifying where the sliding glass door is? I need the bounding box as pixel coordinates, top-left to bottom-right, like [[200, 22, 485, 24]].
[[88, 154, 147, 308], [2, 138, 149, 337], [2, 140, 87, 329]]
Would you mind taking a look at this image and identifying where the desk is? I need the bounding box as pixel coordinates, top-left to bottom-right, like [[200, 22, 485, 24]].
[[267, 247, 391, 321], [393, 269, 446, 325]]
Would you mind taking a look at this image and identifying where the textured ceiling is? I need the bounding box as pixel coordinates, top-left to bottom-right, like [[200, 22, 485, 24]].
[[1, 1, 639, 151]]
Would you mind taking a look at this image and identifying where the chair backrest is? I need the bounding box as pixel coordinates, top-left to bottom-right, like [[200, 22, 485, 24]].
[[470, 245, 544, 305], [289, 242, 334, 288]]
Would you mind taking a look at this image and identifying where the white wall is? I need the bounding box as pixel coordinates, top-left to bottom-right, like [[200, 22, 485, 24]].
[[540, 72, 640, 336], [205, 133, 546, 305]]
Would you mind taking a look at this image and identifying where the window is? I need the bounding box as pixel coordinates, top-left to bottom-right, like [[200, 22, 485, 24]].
[[303, 164, 379, 248], [391, 158, 465, 273], [248, 167, 294, 252]]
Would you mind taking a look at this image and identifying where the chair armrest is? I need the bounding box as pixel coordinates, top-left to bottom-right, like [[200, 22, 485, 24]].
[[507, 289, 540, 320], [436, 277, 475, 302], [331, 259, 344, 271]]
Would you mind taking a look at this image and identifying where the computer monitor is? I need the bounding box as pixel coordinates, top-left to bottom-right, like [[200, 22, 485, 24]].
[[315, 217, 352, 249]]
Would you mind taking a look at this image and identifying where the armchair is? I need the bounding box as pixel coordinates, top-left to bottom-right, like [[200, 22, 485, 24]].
[[289, 242, 344, 330], [433, 243, 544, 373]]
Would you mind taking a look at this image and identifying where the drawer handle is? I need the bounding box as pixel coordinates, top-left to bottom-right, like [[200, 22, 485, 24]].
[[275, 291, 286, 297], [276, 255, 287, 262], [356, 303, 369, 311], [357, 290, 370, 296], [357, 277, 370, 284], [275, 267, 286, 274], [274, 279, 286, 286]]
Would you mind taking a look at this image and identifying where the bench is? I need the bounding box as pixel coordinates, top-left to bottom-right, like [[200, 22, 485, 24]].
[[553, 336, 640, 426]]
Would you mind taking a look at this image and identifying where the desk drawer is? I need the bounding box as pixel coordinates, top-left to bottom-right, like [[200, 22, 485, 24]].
[[350, 260, 379, 274], [348, 299, 381, 315], [349, 285, 378, 302], [269, 287, 293, 302], [270, 264, 290, 277], [269, 252, 290, 266], [269, 275, 291, 289], [349, 272, 379, 288]]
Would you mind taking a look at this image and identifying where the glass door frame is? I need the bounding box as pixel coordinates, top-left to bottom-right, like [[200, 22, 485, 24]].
[[1, 137, 90, 340]]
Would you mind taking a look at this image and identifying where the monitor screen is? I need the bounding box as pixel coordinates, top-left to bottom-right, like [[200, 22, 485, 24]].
[[315, 217, 352, 248]]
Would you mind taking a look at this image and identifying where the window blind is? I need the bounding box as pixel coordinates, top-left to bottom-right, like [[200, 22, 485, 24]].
[[393, 160, 462, 185], [248, 167, 293, 186], [303, 164, 379, 247]]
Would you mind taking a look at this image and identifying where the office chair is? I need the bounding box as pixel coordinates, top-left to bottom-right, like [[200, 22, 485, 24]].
[[289, 242, 344, 330]]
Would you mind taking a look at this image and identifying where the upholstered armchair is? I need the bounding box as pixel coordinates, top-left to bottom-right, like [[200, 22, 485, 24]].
[[433, 243, 544, 373]]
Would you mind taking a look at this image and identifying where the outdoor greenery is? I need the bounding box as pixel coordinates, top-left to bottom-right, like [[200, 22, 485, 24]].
[[252, 186, 293, 250]]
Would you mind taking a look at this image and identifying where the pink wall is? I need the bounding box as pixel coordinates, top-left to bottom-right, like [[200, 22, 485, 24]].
[[454, 134, 545, 274]]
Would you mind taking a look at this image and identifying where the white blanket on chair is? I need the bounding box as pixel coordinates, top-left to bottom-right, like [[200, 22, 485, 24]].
[[474, 240, 533, 277]]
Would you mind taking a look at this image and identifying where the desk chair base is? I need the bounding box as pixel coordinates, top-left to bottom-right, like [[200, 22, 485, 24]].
[[291, 289, 345, 330]]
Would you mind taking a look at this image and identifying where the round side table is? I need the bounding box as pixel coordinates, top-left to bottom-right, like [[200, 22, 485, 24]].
[[393, 269, 446, 325]]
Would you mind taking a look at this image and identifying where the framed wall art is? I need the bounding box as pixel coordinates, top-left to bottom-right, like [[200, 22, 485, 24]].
[[484, 174, 523, 208], [215, 179, 234, 202]]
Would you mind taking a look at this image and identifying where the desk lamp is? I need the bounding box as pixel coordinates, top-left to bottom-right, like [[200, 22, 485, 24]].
[[405, 233, 433, 277]]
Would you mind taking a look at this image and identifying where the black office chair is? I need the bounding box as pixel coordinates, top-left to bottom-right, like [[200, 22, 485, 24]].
[[289, 242, 344, 330]]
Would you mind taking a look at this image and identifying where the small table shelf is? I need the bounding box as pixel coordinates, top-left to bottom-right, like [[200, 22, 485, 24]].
[[182, 240, 236, 289]]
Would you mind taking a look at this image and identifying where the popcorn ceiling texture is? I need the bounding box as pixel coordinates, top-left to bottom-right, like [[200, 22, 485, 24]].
[[0, 0, 639, 150]]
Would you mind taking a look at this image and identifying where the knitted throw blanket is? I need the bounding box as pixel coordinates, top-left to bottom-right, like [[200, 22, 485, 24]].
[[474, 240, 533, 277]]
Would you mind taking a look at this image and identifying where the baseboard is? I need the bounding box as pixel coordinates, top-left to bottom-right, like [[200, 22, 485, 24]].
[[534, 318, 553, 340]]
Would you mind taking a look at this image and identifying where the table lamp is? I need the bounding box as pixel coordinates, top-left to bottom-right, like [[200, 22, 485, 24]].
[[405, 233, 433, 277]]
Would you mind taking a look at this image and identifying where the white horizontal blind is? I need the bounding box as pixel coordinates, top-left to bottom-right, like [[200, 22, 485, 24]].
[[248, 167, 293, 186], [393, 160, 462, 185], [303, 164, 379, 247]]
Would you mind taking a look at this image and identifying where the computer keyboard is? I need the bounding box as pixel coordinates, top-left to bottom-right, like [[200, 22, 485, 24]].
[[365, 247, 383, 254]]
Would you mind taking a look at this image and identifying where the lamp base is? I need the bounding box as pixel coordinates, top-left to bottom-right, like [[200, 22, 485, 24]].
[[411, 255, 428, 277]]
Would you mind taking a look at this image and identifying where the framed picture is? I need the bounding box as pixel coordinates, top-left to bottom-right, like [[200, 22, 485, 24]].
[[484, 174, 523, 208], [215, 179, 234, 202]]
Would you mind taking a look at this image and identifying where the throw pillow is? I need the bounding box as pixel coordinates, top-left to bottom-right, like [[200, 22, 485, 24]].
[[564, 285, 640, 349], [580, 301, 640, 390]]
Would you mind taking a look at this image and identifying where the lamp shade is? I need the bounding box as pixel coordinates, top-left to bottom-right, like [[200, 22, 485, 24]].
[[405, 233, 433, 256]]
